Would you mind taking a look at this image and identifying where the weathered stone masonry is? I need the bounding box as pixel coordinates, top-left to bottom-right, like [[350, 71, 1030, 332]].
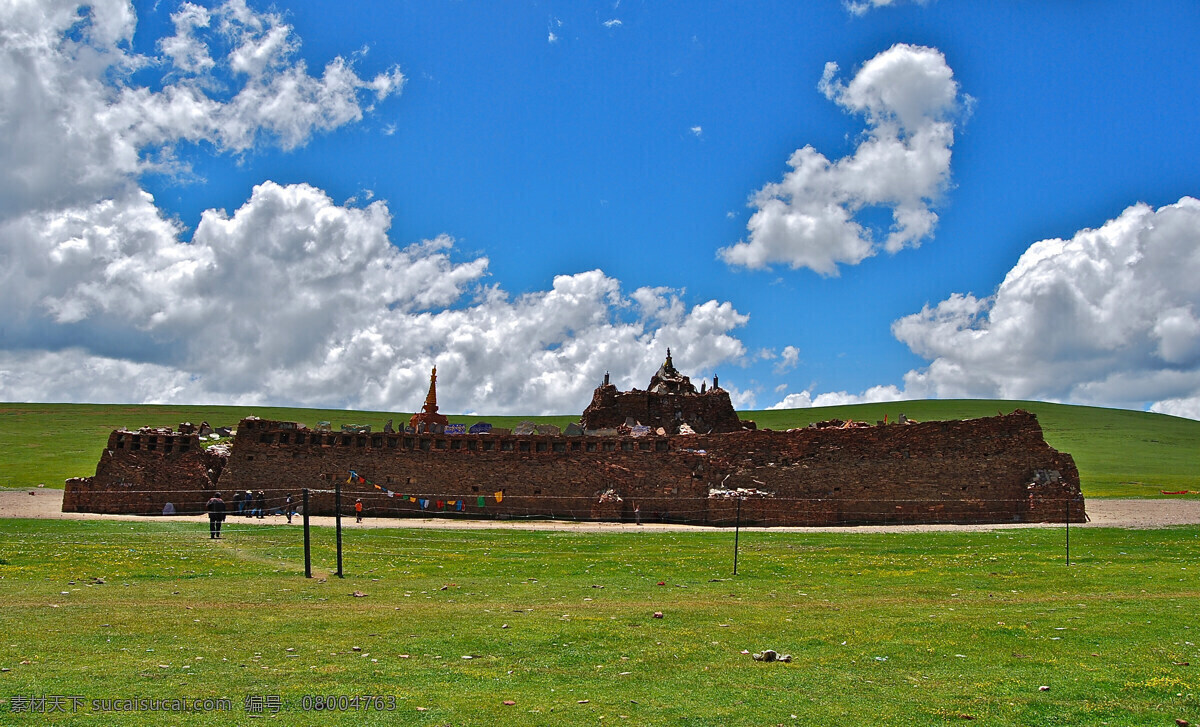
[[63, 429, 224, 515], [63, 354, 1085, 525], [65, 411, 1085, 525]]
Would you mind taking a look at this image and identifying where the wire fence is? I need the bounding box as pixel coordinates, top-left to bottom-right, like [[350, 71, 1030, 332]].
[[57, 486, 1084, 523]]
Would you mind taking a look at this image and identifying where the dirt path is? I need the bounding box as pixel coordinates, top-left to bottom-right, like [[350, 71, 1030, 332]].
[[3, 487, 1199, 533]]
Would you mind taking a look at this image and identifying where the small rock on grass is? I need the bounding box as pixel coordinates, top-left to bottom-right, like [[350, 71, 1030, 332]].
[[1038, 686, 1050, 692], [503, 700, 516, 706], [750, 650, 792, 663]]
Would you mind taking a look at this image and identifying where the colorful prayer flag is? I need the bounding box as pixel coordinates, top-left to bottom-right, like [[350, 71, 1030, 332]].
[[494, 491, 503, 503], [477, 496, 485, 508]]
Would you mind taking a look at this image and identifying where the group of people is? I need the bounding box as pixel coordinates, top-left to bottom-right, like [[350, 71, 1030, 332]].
[[232, 489, 268, 518], [204, 491, 300, 538]]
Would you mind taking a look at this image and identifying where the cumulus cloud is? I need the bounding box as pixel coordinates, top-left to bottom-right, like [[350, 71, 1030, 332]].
[[603, 18, 623, 28], [0, 0, 750, 415], [767, 197, 1200, 421], [3, 182, 748, 412], [768, 385, 905, 410], [720, 44, 964, 275], [886, 198, 1200, 418], [773, 345, 800, 374], [0, 0, 403, 219]]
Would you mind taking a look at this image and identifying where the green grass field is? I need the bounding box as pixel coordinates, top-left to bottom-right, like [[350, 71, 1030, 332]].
[[0, 519, 1197, 724], [2, 400, 1198, 497]]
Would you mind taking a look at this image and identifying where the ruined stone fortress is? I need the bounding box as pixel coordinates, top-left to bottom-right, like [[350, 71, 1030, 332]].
[[64, 352, 1086, 526]]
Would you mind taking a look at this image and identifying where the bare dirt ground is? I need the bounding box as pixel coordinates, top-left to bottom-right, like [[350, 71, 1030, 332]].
[[2, 487, 1199, 533]]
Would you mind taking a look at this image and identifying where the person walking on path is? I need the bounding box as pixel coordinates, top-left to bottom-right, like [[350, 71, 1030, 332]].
[[244, 490, 253, 517], [206, 492, 226, 539], [232, 490, 244, 516], [355, 498, 363, 523], [254, 490, 266, 519], [285, 493, 295, 524], [635, 504, 641, 526]]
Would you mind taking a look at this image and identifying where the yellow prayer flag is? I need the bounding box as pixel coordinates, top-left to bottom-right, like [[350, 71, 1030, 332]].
[[494, 491, 503, 503]]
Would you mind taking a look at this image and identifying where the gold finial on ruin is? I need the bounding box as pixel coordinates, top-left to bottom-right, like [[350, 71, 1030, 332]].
[[424, 366, 438, 407], [410, 365, 449, 429]]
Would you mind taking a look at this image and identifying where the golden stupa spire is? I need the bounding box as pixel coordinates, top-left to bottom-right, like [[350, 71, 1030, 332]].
[[424, 366, 439, 409], [410, 364, 449, 429]]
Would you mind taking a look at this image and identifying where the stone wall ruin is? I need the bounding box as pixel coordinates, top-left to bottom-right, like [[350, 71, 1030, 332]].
[[64, 411, 1085, 525], [61, 355, 1085, 525]]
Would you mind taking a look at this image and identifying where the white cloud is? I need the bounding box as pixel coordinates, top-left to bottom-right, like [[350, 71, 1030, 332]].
[[1151, 396, 1200, 421], [773, 345, 800, 374], [548, 31, 559, 44], [0, 0, 403, 220], [0, 0, 751, 415], [890, 197, 1200, 418], [720, 44, 963, 275], [767, 385, 905, 410], [159, 3, 216, 75], [690, 125, 703, 137], [1, 182, 748, 412], [845, 0, 929, 16], [603, 18, 623, 28]]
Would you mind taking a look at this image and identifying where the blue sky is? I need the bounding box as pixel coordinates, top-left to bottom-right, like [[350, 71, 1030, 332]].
[[2, 0, 1199, 419]]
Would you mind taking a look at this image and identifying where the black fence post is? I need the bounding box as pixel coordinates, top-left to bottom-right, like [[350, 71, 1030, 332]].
[[733, 497, 742, 576], [335, 480, 344, 578], [1066, 497, 1071, 566], [302, 488, 311, 579]]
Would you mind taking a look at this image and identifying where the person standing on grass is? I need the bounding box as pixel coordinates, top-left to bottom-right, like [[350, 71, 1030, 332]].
[[206, 492, 226, 539], [254, 490, 266, 519], [285, 493, 295, 523], [355, 498, 363, 523]]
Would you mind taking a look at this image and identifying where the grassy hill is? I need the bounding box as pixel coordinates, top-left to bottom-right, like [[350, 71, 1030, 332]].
[[1, 400, 1197, 497]]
